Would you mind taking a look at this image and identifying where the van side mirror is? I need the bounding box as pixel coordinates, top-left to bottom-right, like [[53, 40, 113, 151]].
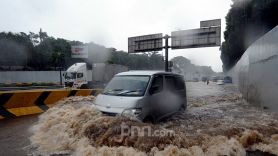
[[149, 85, 160, 95]]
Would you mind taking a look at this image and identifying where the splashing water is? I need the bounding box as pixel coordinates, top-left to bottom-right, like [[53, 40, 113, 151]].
[[30, 90, 278, 155]]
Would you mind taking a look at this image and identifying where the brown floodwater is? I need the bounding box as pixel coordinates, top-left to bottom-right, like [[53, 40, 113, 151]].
[[29, 83, 278, 156]]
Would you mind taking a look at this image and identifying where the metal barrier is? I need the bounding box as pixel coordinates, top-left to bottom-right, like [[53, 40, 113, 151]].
[[0, 89, 102, 119]]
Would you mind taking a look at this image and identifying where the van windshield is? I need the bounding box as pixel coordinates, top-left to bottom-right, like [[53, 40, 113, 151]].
[[103, 75, 150, 96]]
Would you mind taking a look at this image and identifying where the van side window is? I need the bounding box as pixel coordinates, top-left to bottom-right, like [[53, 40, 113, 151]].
[[77, 73, 83, 78], [165, 76, 176, 90], [150, 75, 163, 94], [165, 76, 185, 90], [175, 76, 185, 90]]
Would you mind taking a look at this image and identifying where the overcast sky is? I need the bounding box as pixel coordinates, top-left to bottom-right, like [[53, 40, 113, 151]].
[[0, 0, 232, 72]]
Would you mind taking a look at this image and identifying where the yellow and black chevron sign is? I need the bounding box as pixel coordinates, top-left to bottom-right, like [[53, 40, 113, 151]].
[[0, 89, 102, 119]]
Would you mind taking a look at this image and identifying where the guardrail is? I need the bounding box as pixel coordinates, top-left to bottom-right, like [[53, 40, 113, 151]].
[[0, 89, 102, 119]]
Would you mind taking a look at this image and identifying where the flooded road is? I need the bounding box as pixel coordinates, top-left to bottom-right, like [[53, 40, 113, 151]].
[[1, 82, 278, 155], [29, 82, 278, 155], [186, 81, 238, 97]]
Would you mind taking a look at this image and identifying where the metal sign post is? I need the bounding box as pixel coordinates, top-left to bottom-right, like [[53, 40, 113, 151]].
[[164, 34, 170, 72]]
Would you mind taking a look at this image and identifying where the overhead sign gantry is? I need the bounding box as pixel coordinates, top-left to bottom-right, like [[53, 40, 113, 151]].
[[128, 33, 163, 53], [128, 19, 221, 71]]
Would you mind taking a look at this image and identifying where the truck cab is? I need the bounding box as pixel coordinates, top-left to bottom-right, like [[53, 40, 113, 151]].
[[64, 63, 88, 88]]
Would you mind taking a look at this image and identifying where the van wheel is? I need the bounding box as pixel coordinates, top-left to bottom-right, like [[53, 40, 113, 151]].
[[179, 104, 185, 112]]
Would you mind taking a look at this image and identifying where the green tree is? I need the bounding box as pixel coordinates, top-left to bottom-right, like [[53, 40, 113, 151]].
[[107, 50, 164, 70], [28, 32, 39, 45], [51, 52, 65, 70], [38, 28, 48, 43], [221, 0, 278, 71], [0, 32, 34, 69]]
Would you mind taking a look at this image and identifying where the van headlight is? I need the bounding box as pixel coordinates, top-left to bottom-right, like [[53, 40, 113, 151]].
[[121, 108, 142, 117]]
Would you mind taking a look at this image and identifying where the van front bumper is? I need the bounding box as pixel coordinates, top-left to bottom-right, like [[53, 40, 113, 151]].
[[93, 104, 142, 119], [93, 104, 125, 114]]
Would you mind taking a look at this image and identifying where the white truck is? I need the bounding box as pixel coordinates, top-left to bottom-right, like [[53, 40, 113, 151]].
[[64, 62, 128, 89], [64, 63, 92, 88]]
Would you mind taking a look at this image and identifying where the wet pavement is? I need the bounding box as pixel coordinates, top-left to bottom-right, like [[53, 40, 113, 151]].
[[186, 81, 238, 97], [0, 115, 38, 156], [1, 82, 278, 156]]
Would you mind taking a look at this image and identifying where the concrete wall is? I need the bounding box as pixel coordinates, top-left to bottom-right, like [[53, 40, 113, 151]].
[[0, 63, 128, 84], [0, 71, 64, 83], [227, 26, 278, 111]]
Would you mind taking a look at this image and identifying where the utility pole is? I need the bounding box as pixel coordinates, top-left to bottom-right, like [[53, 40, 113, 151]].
[[59, 67, 62, 85], [164, 34, 170, 72]]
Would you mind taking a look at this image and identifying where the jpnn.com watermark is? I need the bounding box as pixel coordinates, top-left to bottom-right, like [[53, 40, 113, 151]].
[[121, 123, 175, 137]]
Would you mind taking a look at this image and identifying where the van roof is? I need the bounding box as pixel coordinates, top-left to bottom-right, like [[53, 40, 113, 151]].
[[116, 70, 182, 76]]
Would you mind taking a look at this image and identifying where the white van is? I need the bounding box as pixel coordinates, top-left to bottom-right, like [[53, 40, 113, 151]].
[[93, 71, 187, 122]]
